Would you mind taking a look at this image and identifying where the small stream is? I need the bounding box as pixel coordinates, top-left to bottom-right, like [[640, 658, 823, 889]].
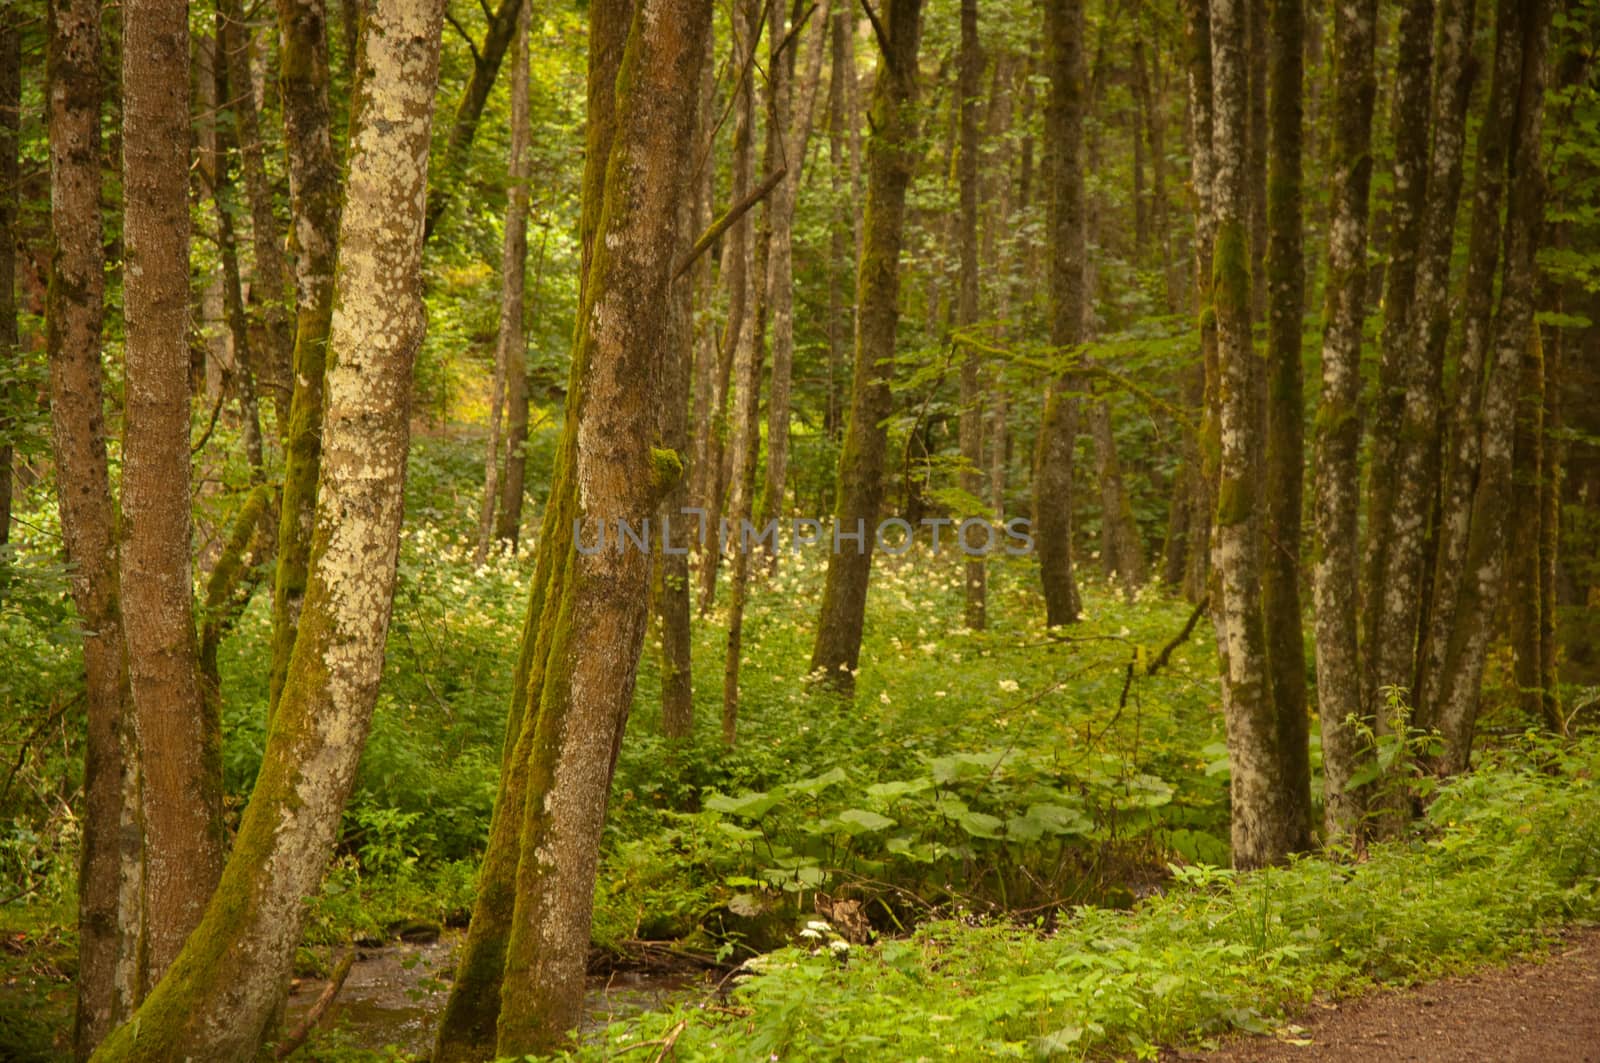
[[283, 934, 707, 1057]]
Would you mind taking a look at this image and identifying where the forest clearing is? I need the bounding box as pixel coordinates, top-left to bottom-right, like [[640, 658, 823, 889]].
[[2, 0, 1599, 1059]]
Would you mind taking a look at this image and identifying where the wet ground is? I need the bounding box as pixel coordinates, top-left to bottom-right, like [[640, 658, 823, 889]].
[[283, 933, 707, 1056]]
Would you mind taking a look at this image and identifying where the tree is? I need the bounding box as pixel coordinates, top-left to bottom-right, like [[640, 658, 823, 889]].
[[477, 0, 530, 564], [118, 0, 226, 983], [89, 0, 446, 1055], [957, 0, 986, 630], [1312, 0, 1378, 843], [0, 11, 17, 551], [47, 0, 143, 1050], [1032, 0, 1086, 628], [1209, 0, 1308, 868], [810, 0, 925, 689]]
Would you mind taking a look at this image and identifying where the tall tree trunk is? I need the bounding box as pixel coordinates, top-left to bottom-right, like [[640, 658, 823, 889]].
[[983, 54, 1015, 524], [1509, 334, 1555, 728], [476, 0, 530, 564], [91, 3, 445, 1057], [1313, 0, 1378, 844], [488, 3, 707, 1053], [810, 0, 924, 689], [119, 0, 226, 985], [433, 1, 631, 1055], [270, 0, 343, 717], [825, 7, 853, 440], [1211, 0, 1305, 868], [1089, 395, 1146, 595], [1180, 0, 1216, 608], [0, 12, 16, 553], [1427, 0, 1550, 772], [496, 224, 547, 549], [1033, 0, 1085, 628], [49, 2, 144, 1051], [758, 0, 829, 555], [1263, 0, 1312, 851], [957, 0, 985, 629]]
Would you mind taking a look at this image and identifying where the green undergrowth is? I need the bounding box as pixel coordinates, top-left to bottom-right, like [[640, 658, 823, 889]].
[[554, 736, 1600, 1061]]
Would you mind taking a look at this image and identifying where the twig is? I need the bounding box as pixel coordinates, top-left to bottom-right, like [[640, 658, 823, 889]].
[[190, 388, 228, 454], [673, 166, 787, 279], [275, 949, 356, 1060], [1146, 594, 1210, 676]]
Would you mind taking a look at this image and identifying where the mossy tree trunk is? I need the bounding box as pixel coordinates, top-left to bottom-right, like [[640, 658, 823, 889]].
[[1180, 0, 1216, 609], [957, 0, 986, 630], [489, 2, 708, 1052], [1424, 0, 1550, 772], [476, 0, 530, 565], [1262, 0, 1312, 852], [1210, 0, 1307, 868], [809, 0, 924, 689], [1033, 0, 1085, 629], [48, 1, 144, 1050], [90, 2, 445, 1056], [270, 0, 343, 718], [118, 0, 226, 985], [0, 13, 16, 553], [1312, 0, 1377, 845], [825, 7, 853, 441]]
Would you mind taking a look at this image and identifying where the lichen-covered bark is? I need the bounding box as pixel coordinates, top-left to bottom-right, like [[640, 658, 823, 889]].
[[810, 0, 924, 686], [1417, 0, 1523, 735], [492, 2, 707, 1052], [1262, 0, 1312, 851], [1033, 0, 1084, 628], [1312, 0, 1377, 845], [271, 0, 344, 717], [432, 4, 631, 1054], [48, 2, 143, 1051], [1210, 0, 1304, 868], [1428, 0, 1550, 772], [90, 2, 445, 1056], [119, 0, 226, 984], [476, 0, 531, 564], [1359, 0, 1435, 735]]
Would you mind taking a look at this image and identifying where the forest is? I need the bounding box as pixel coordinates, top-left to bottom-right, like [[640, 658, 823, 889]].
[[2, 0, 1599, 1058]]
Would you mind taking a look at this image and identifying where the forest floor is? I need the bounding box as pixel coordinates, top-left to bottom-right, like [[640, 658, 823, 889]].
[[1163, 927, 1600, 1062]]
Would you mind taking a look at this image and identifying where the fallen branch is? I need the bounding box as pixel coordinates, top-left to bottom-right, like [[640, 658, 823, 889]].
[[275, 949, 356, 1060], [1146, 594, 1210, 676]]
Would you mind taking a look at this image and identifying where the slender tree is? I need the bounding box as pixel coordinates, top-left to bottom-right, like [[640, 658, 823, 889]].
[[957, 0, 986, 629], [90, 1, 446, 1056], [810, 0, 925, 689]]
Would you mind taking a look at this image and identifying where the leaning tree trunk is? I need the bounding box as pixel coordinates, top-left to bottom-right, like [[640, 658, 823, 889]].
[[119, 0, 226, 986], [1210, 0, 1307, 868], [476, 0, 530, 564], [430, 0, 629, 1055], [90, 2, 445, 1057], [1312, 0, 1378, 845], [1033, 0, 1085, 628], [269, 0, 343, 718], [810, 0, 924, 690], [48, 2, 144, 1052]]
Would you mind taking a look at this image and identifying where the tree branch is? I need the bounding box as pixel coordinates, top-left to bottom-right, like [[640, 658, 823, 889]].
[[673, 166, 787, 280], [859, 0, 894, 73], [443, 8, 483, 67]]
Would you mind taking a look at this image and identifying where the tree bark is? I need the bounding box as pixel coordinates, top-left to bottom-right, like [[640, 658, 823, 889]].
[[1180, 0, 1216, 608], [1211, 0, 1306, 868], [270, 0, 343, 717], [119, 0, 226, 985], [0, 12, 17, 553], [1312, 0, 1378, 844], [476, 0, 530, 564], [91, 3, 444, 1057], [49, 1, 144, 1051], [957, 0, 986, 630], [809, 0, 924, 689], [1033, 0, 1085, 628]]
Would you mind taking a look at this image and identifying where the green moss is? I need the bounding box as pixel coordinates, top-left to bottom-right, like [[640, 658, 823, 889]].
[[650, 446, 684, 500]]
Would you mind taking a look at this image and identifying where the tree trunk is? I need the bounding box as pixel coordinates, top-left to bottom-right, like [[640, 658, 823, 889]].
[[119, 0, 226, 985], [957, 0, 986, 630], [809, 0, 924, 690], [0, 13, 16, 553], [476, 0, 530, 564], [488, 3, 708, 1052], [1312, 0, 1378, 845], [825, 7, 853, 440], [1262, 0, 1312, 852], [433, 1, 630, 1055], [1211, 0, 1306, 868], [49, 2, 144, 1051], [1089, 395, 1146, 595], [496, 224, 547, 550], [1033, 0, 1085, 628], [1180, 0, 1216, 609], [91, 3, 444, 1057], [270, 0, 343, 718]]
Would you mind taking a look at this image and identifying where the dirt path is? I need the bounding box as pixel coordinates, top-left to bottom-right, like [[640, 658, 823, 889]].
[[1163, 929, 1600, 1062]]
